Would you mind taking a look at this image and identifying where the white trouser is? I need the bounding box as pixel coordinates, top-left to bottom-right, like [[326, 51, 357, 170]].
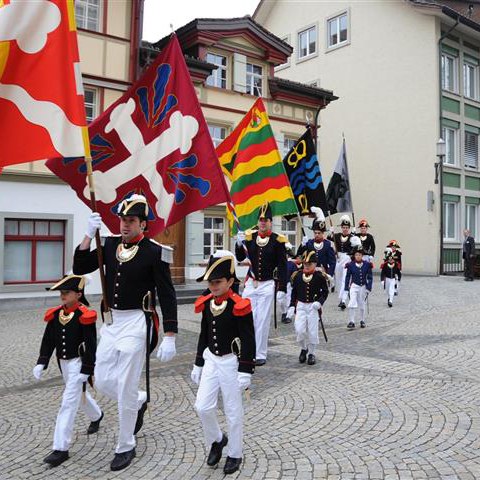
[[347, 283, 367, 324], [385, 277, 395, 303], [280, 283, 292, 315], [53, 358, 102, 451], [294, 302, 319, 349], [335, 253, 350, 302], [242, 278, 274, 360], [95, 309, 147, 453], [195, 348, 244, 458]]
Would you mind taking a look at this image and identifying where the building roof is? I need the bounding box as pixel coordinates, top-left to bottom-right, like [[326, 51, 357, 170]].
[[153, 16, 293, 66], [268, 77, 338, 107]]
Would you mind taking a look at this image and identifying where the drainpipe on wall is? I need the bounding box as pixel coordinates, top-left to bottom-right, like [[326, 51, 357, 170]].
[[438, 14, 459, 275]]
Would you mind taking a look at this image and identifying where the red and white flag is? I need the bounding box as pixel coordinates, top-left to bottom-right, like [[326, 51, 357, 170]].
[[0, 0, 87, 168], [47, 35, 231, 236]]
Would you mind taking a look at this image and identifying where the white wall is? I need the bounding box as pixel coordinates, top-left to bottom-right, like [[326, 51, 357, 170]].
[[259, 0, 441, 274]]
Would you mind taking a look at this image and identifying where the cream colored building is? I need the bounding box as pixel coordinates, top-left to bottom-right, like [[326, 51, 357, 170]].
[[255, 0, 480, 275], [0, 0, 144, 299]]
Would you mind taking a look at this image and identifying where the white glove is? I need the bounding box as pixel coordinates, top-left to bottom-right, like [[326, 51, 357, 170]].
[[86, 212, 102, 238], [32, 364, 44, 380], [351, 227, 357, 234], [237, 372, 252, 390], [312, 301, 321, 311], [157, 336, 176, 362], [236, 230, 246, 246], [287, 306, 295, 319], [381, 281, 385, 289], [301, 235, 309, 246], [190, 365, 203, 385], [329, 227, 335, 235], [78, 373, 90, 383]]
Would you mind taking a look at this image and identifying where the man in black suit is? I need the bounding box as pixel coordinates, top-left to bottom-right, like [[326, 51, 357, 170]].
[[463, 229, 476, 281]]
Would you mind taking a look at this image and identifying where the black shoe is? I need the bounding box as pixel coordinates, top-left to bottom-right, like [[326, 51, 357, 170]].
[[347, 321, 355, 329], [44, 450, 69, 467], [224, 456, 242, 475], [207, 434, 228, 466], [388, 300, 393, 308], [339, 302, 346, 310], [134, 402, 147, 435], [360, 321, 366, 328], [87, 411, 104, 434], [281, 313, 287, 323], [298, 349, 307, 363], [110, 448, 136, 471], [307, 354, 316, 365], [283, 316, 292, 324], [394, 291, 398, 296], [256, 359, 266, 366]]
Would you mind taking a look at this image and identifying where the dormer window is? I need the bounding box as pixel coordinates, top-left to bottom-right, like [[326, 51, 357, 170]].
[[206, 53, 227, 89]]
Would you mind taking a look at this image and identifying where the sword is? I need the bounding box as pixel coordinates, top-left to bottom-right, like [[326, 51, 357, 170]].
[[314, 295, 328, 343], [273, 268, 278, 330], [142, 291, 153, 404]]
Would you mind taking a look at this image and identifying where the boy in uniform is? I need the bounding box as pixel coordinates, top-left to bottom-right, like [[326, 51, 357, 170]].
[[380, 249, 401, 307], [387, 240, 402, 295], [192, 251, 256, 475], [357, 219, 376, 263], [33, 275, 103, 467], [287, 248, 329, 365], [344, 237, 373, 329]]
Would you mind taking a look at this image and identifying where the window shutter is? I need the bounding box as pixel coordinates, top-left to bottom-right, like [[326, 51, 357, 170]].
[[233, 53, 247, 93], [465, 131, 478, 168], [186, 211, 205, 265]]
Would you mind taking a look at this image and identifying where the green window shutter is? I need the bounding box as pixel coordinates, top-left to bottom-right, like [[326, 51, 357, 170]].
[[442, 97, 460, 114], [442, 118, 460, 129], [443, 193, 460, 202], [443, 172, 461, 188], [464, 53, 479, 65], [465, 196, 480, 205], [465, 105, 480, 122], [465, 176, 480, 191], [441, 44, 459, 56]]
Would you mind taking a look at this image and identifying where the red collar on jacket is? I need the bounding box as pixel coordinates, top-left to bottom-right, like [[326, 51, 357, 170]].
[[63, 302, 80, 314], [258, 230, 272, 239]]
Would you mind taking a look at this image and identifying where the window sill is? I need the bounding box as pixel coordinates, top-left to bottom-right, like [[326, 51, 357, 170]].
[[325, 40, 351, 54], [274, 63, 290, 72], [442, 89, 461, 98], [296, 51, 318, 64], [443, 239, 461, 244], [443, 163, 461, 170], [464, 166, 479, 172]]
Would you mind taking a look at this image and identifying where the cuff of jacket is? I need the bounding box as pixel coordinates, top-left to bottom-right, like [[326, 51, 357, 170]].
[[194, 355, 205, 368], [37, 356, 50, 368], [163, 319, 178, 334], [80, 363, 94, 376], [238, 360, 255, 374]]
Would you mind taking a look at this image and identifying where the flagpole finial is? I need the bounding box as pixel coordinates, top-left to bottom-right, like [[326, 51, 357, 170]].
[[169, 23, 174, 32]]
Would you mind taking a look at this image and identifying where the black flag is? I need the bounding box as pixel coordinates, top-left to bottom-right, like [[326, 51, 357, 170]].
[[326, 139, 353, 214], [282, 129, 327, 216]]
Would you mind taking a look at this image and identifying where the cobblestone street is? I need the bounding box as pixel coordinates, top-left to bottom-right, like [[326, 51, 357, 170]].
[[1, 276, 480, 479]]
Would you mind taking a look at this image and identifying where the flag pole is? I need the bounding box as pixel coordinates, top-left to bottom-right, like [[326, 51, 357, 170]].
[[82, 131, 111, 318], [341, 134, 355, 228]]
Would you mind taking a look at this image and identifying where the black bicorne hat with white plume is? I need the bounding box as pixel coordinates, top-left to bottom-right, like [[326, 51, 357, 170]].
[[350, 235, 363, 254], [196, 250, 239, 282], [310, 207, 326, 232]]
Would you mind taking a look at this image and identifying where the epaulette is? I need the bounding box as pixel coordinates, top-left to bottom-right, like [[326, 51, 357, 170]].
[[229, 292, 252, 316], [245, 229, 256, 241], [291, 270, 300, 283], [276, 233, 287, 243], [345, 262, 352, 269], [78, 305, 97, 325], [44, 305, 62, 323], [149, 239, 174, 264], [194, 293, 213, 313]]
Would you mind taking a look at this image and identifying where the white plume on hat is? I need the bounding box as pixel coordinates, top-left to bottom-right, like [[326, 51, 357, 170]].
[[311, 206, 325, 222], [350, 236, 361, 248], [212, 249, 235, 259], [340, 214, 351, 224], [117, 194, 147, 213]]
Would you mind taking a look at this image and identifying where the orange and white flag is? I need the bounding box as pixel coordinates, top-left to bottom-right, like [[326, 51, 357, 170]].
[[0, 0, 87, 168]]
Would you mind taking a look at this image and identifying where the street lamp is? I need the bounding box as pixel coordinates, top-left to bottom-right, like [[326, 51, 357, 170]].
[[436, 138, 446, 274], [435, 138, 446, 184]]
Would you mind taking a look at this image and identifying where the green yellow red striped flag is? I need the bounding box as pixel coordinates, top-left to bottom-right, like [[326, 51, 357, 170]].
[[216, 98, 298, 233]]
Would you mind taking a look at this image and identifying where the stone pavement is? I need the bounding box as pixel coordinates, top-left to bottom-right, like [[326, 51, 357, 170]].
[[1, 276, 480, 480]]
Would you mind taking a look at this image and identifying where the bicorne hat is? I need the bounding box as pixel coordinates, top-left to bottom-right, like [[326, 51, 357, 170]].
[[196, 250, 239, 283], [48, 274, 90, 306]]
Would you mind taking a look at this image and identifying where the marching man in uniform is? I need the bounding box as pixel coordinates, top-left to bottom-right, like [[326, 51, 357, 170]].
[[287, 248, 329, 365], [235, 202, 287, 366], [344, 236, 373, 329], [332, 215, 356, 309], [73, 194, 178, 471], [380, 248, 401, 307], [298, 207, 336, 282], [357, 219, 376, 263], [387, 240, 402, 295], [192, 250, 255, 475], [33, 274, 103, 467]]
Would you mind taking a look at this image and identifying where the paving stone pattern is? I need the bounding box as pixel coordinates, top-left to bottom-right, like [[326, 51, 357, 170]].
[[1, 276, 479, 479]]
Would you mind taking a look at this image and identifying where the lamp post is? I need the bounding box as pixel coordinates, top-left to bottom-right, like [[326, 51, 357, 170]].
[[436, 138, 446, 274]]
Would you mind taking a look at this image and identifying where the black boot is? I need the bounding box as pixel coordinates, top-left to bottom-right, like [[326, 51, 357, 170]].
[[360, 321, 366, 328], [44, 450, 69, 467], [134, 402, 147, 435], [110, 448, 136, 471], [339, 302, 346, 310], [224, 456, 242, 474], [298, 349, 307, 364], [388, 300, 393, 308], [307, 354, 316, 365], [347, 321, 355, 329], [207, 433, 228, 466], [87, 411, 104, 434]]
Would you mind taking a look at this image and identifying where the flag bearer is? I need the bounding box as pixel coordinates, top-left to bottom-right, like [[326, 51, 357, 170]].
[[33, 275, 103, 467], [332, 215, 356, 309], [287, 248, 329, 365], [192, 250, 256, 475], [73, 194, 178, 471], [380, 249, 402, 307], [344, 237, 373, 329], [235, 202, 287, 366]]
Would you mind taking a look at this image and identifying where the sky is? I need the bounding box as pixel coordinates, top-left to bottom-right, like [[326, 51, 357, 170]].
[[142, 0, 261, 42]]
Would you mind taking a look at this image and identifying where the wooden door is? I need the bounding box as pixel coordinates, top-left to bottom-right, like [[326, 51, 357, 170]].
[[154, 218, 185, 284]]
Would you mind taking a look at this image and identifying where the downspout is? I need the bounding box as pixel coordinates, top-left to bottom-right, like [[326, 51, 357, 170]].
[[438, 13, 459, 275]]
